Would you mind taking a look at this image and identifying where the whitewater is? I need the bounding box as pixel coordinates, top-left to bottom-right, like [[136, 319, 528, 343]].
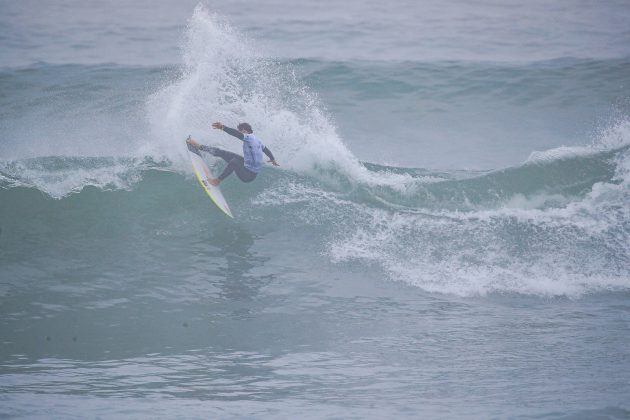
[[1, 1, 630, 418]]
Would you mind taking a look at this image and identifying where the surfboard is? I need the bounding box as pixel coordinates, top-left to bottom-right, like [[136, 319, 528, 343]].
[[186, 139, 234, 218]]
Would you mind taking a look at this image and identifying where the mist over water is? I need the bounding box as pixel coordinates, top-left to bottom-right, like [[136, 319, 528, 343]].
[[1, 1, 630, 418]]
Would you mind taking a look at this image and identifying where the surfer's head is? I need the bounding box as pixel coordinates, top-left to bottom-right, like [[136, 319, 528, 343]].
[[237, 123, 253, 134]]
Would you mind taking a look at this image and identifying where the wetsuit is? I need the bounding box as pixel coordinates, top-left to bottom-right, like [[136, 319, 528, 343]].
[[198, 126, 276, 183]]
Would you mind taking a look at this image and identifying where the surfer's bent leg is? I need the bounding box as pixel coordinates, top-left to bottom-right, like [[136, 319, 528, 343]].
[[217, 157, 242, 181], [198, 146, 256, 183], [218, 157, 257, 183], [198, 146, 240, 164]]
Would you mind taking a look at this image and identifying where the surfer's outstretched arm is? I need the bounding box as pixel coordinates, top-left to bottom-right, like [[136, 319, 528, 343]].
[[212, 122, 244, 140], [212, 121, 279, 166], [221, 126, 245, 140]]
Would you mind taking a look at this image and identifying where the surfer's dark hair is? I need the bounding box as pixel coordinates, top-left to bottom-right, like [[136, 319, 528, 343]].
[[237, 123, 253, 133]]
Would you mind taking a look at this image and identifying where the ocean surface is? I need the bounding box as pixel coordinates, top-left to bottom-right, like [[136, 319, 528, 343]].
[[1, 1, 630, 418]]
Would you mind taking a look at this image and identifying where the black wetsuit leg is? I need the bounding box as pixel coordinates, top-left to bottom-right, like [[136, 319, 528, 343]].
[[199, 146, 257, 183], [200, 146, 240, 163], [219, 158, 257, 182]]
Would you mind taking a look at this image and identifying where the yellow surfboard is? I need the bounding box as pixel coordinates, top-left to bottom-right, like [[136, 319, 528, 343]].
[[186, 139, 233, 218]]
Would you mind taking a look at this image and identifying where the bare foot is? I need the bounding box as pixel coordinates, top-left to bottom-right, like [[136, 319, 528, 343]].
[[186, 137, 200, 148], [208, 177, 221, 186]]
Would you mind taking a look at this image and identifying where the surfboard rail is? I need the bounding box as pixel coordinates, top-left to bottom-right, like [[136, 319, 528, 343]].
[[186, 139, 234, 218]]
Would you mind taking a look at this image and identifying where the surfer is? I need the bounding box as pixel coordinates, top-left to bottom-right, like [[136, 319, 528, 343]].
[[186, 122, 279, 186]]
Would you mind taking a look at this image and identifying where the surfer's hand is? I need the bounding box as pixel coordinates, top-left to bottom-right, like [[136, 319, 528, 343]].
[[186, 137, 200, 148], [269, 160, 279, 166], [212, 122, 223, 130]]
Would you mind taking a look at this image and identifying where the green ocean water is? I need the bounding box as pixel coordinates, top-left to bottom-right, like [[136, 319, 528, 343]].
[[1, 2, 630, 418]]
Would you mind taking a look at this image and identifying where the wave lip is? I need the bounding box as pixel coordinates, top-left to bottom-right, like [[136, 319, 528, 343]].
[[0, 156, 168, 199]]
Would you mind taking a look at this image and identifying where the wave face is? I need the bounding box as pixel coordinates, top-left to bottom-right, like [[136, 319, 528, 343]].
[[1, 5, 630, 299], [2, 127, 630, 297]]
